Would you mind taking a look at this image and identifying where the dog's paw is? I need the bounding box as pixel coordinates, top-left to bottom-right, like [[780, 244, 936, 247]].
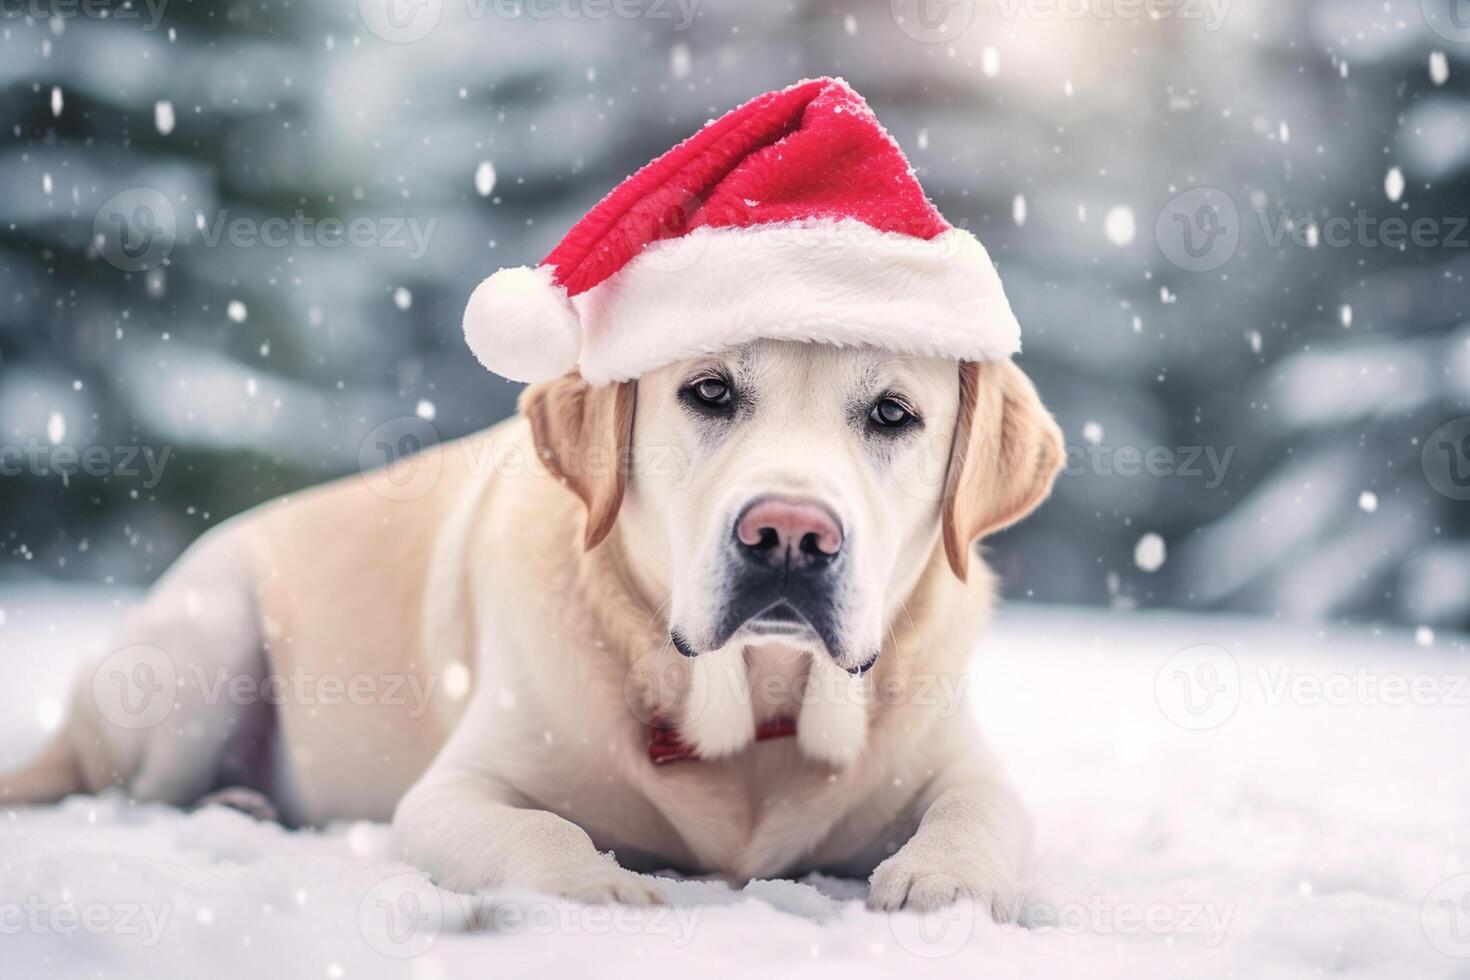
[[516, 859, 667, 907], [866, 854, 1021, 922]]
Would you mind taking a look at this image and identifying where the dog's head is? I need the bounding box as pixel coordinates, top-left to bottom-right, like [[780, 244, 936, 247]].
[[522, 340, 1062, 672]]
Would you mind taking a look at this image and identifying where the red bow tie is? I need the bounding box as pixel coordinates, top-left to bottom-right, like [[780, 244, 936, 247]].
[[648, 717, 797, 765]]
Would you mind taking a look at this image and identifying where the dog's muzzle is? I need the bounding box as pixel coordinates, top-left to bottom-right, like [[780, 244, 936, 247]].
[[671, 495, 870, 670]]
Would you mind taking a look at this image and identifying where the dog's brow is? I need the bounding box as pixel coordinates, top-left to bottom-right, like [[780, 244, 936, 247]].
[[685, 357, 728, 378], [730, 345, 768, 390], [733, 344, 758, 375], [852, 357, 887, 392]]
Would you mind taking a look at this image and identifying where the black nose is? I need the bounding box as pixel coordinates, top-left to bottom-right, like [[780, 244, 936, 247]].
[[734, 497, 843, 570]]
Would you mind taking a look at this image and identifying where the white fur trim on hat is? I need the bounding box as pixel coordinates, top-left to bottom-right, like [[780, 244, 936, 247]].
[[462, 264, 581, 383], [573, 221, 1021, 385]]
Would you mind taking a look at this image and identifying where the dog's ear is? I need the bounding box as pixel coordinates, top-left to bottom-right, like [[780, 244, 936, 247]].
[[941, 360, 1065, 581], [520, 372, 636, 550]]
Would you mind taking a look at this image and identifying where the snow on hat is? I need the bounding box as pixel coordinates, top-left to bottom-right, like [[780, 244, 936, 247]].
[[462, 77, 1021, 385]]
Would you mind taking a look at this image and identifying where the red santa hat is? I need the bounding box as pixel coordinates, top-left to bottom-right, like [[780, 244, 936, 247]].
[[463, 77, 1021, 385]]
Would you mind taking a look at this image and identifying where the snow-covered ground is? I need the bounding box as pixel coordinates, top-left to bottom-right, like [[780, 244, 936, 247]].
[[2, 587, 1468, 979]]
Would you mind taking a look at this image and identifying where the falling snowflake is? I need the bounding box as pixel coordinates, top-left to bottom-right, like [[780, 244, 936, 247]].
[[47, 411, 66, 445], [474, 160, 497, 197], [227, 300, 247, 323], [1104, 206, 1136, 246], [37, 695, 63, 732], [1429, 51, 1449, 87], [1082, 421, 1103, 445], [1339, 304, 1352, 328], [1012, 194, 1027, 227], [1384, 167, 1404, 203], [155, 100, 176, 135], [1357, 491, 1377, 513], [50, 86, 62, 117], [670, 43, 691, 79], [1415, 626, 1434, 648], [1134, 533, 1166, 573], [981, 46, 1000, 78], [443, 661, 471, 701], [393, 287, 412, 311], [415, 398, 435, 421]]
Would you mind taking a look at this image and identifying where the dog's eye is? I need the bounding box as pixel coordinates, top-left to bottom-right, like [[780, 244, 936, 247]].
[[682, 376, 733, 412], [694, 379, 730, 405], [868, 397, 915, 431]]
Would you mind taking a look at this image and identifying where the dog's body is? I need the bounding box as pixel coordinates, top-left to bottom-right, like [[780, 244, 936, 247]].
[[3, 341, 1062, 916]]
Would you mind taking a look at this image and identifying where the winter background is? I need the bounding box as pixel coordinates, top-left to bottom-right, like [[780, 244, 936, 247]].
[[2, 0, 1470, 977]]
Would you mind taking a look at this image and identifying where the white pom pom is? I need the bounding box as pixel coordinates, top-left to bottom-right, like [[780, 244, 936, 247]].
[[462, 265, 581, 383]]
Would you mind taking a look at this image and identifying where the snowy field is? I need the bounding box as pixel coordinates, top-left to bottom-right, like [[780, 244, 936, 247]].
[[2, 587, 1468, 980]]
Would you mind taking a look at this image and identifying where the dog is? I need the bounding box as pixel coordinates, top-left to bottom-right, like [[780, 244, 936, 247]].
[[1, 338, 1062, 917]]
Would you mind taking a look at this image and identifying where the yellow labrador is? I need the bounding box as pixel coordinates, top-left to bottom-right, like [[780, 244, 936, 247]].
[[2, 339, 1062, 917]]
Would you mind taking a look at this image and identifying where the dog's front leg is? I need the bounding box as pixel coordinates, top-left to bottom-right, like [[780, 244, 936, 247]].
[[392, 769, 664, 905], [866, 751, 1030, 921]]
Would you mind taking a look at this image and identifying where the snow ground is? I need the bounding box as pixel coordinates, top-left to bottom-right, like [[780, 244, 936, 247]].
[[2, 587, 1468, 980]]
